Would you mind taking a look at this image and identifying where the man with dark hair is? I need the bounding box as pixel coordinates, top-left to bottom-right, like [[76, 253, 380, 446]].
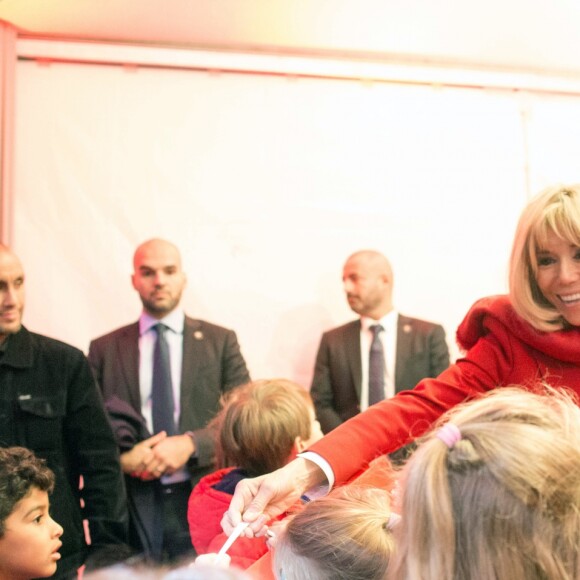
[[0, 245, 129, 578], [0, 446, 63, 579]]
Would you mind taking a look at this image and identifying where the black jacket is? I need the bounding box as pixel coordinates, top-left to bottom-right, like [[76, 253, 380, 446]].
[[0, 326, 129, 578]]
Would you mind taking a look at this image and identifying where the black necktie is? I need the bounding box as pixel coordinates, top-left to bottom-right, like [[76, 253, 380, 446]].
[[151, 323, 176, 436], [369, 324, 385, 406]]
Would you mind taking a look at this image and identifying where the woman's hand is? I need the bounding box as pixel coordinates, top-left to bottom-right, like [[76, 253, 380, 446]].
[[221, 458, 326, 538]]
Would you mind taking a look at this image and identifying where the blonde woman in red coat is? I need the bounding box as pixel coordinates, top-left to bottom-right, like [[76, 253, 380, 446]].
[[223, 183, 580, 538]]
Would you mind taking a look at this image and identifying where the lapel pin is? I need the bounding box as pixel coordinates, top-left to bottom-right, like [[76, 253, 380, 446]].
[[194, 330, 204, 340], [403, 324, 412, 334]]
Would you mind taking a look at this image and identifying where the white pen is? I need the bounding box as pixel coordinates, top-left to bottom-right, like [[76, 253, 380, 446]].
[[217, 521, 249, 557]]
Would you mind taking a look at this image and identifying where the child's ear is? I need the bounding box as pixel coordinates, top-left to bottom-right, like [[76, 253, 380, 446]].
[[286, 437, 306, 464], [294, 436, 306, 454]]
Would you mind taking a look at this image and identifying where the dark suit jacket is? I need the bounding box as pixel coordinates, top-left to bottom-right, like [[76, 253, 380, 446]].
[[310, 314, 450, 434], [88, 315, 250, 557]]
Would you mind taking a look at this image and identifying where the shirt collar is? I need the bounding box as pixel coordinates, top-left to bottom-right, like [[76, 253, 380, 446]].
[[360, 309, 398, 333], [139, 309, 185, 336]]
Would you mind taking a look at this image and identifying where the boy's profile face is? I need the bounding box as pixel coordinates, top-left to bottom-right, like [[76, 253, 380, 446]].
[[0, 487, 63, 580]]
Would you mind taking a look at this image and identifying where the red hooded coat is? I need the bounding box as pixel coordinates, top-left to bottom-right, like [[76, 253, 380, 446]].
[[188, 468, 269, 569]]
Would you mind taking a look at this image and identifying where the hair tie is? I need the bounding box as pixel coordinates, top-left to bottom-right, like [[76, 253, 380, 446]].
[[436, 423, 462, 448]]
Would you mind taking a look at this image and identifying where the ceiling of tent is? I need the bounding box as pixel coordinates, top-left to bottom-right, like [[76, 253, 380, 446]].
[[0, 0, 579, 76]]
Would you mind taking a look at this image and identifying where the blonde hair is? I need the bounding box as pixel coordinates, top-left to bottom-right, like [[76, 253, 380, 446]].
[[509, 183, 580, 331], [274, 485, 396, 580], [390, 386, 580, 580], [212, 379, 313, 475]]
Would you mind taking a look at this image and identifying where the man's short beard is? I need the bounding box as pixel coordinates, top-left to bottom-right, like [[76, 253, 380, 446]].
[[0, 322, 22, 337], [141, 297, 179, 317]]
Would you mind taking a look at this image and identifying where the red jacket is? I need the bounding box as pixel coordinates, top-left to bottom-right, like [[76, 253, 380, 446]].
[[188, 468, 269, 569], [311, 295, 580, 484]]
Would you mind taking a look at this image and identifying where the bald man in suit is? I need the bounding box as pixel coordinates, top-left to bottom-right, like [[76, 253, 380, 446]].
[[311, 250, 450, 450], [88, 239, 249, 563]]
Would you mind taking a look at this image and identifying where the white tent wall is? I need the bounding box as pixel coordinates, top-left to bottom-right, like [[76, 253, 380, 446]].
[[10, 47, 580, 385]]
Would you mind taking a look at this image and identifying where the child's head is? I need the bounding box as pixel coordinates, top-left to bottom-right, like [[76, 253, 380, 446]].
[[214, 379, 323, 475], [0, 446, 63, 580], [274, 485, 396, 580], [391, 386, 580, 580]]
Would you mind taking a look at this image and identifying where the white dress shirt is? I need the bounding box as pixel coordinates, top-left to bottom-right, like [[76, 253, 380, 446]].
[[138, 309, 185, 433]]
